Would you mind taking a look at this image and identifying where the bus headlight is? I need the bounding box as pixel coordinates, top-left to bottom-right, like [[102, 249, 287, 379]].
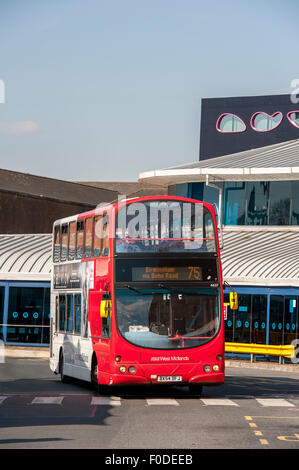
[[203, 365, 211, 373], [128, 366, 136, 374], [213, 364, 220, 372], [119, 366, 127, 373]]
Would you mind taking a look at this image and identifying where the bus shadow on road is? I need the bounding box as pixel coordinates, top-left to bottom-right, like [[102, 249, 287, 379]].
[[0, 438, 72, 445], [95, 374, 299, 400], [96, 384, 205, 399], [220, 375, 299, 399]]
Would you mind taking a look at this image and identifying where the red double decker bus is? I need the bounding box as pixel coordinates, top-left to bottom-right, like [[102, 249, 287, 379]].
[[50, 196, 224, 394]]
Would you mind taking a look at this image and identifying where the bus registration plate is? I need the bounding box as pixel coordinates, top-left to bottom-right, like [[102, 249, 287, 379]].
[[157, 376, 182, 382]]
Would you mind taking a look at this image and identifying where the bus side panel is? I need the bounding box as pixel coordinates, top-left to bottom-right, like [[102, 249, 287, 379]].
[[49, 290, 59, 374], [89, 290, 111, 380], [91, 257, 112, 384]]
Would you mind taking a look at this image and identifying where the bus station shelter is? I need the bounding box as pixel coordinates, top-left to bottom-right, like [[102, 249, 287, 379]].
[[0, 234, 51, 346]]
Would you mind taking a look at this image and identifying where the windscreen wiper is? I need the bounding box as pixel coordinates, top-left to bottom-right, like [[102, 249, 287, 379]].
[[124, 285, 153, 295], [125, 285, 142, 293], [124, 284, 201, 296], [158, 283, 201, 296]]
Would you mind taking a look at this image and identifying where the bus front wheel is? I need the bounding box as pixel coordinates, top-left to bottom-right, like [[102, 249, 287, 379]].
[[91, 356, 100, 392], [189, 384, 203, 396]]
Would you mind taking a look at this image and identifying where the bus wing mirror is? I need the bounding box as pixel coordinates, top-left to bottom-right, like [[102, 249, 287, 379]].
[[100, 300, 111, 318], [229, 292, 238, 310], [102, 247, 109, 257]]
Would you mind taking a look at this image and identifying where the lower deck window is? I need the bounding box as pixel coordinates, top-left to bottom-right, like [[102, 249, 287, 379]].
[[57, 293, 81, 335]]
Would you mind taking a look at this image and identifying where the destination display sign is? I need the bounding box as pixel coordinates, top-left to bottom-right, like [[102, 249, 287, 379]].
[[132, 266, 202, 282], [116, 258, 218, 283]]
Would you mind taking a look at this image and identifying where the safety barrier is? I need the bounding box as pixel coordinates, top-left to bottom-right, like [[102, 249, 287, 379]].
[[225, 342, 295, 363]]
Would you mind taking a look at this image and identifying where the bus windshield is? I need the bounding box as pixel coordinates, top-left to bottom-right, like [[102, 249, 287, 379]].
[[115, 288, 220, 349], [115, 200, 216, 253]]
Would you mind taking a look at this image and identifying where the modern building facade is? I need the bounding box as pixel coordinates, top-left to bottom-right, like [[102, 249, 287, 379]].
[[139, 138, 299, 348], [200, 94, 299, 160]]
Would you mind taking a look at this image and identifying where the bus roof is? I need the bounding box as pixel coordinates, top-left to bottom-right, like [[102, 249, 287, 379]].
[[53, 195, 216, 226]]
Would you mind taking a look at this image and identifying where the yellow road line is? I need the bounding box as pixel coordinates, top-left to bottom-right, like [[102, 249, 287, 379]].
[[247, 416, 299, 420], [259, 439, 269, 445]]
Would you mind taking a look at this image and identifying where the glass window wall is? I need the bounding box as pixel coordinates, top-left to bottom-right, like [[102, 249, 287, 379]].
[[284, 297, 298, 346], [224, 182, 246, 225], [7, 287, 50, 344], [182, 181, 299, 226], [0, 287, 4, 341], [251, 295, 267, 344], [247, 182, 269, 225], [292, 181, 299, 225], [233, 294, 252, 343], [224, 291, 298, 348], [269, 182, 291, 225]]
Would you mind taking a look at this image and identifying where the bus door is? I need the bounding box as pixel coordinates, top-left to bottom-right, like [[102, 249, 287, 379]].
[[98, 292, 112, 374]]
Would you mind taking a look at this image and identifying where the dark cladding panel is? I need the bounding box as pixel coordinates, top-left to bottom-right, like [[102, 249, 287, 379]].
[[199, 94, 299, 160], [0, 192, 95, 234]]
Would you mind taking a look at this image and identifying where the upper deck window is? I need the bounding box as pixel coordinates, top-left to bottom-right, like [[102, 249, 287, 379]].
[[53, 225, 60, 262], [61, 224, 68, 261], [93, 215, 102, 257], [94, 213, 109, 257], [76, 220, 84, 259], [68, 221, 76, 261], [115, 200, 216, 254], [84, 217, 93, 259]]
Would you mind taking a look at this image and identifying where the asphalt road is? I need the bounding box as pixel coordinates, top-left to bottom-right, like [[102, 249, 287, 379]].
[[1, 358, 299, 450]]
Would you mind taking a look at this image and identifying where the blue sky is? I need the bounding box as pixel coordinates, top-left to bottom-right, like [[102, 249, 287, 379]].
[[0, 0, 299, 182]]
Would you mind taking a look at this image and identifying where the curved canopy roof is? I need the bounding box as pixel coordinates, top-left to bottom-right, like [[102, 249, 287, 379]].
[[139, 139, 299, 185], [0, 234, 52, 281], [0, 229, 298, 286], [222, 227, 299, 287]]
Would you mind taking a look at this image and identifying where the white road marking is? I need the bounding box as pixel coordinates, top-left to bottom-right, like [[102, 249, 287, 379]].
[[201, 398, 239, 406], [0, 396, 8, 404], [256, 398, 295, 407], [91, 396, 121, 406], [146, 398, 180, 406], [31, 397, 64, 405]]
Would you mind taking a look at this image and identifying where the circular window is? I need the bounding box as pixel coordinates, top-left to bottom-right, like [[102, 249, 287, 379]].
[[287, 111, 299, 128], [216, 113, 246, 133], [250, 111, 282, 132]]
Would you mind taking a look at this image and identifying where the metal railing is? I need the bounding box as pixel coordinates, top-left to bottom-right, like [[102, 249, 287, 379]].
[[225, 342, 295, 364]]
